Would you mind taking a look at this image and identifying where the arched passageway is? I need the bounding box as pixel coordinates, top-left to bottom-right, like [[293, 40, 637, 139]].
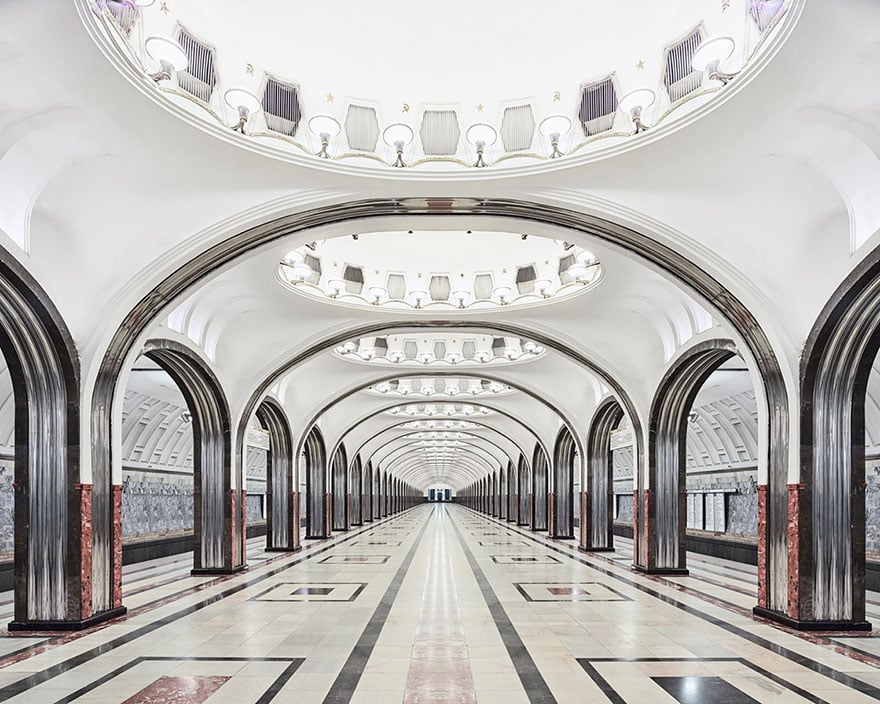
[[331, 445, 349, 532], [255, 398, 298, 551], [550, 427, 576, 539], [583, 398, 625, 552], [532, 445, 549, 532], [304, 427, 328, 539]]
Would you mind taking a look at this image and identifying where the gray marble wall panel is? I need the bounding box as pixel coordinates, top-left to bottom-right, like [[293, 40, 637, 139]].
[[865, 462, 880, 556], [121, 471, 194, 538], [616, 494, 634, 522], [0, 461, 12, 556]]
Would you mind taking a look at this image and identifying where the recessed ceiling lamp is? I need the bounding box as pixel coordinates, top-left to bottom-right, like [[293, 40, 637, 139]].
[[534, 279, 553, 298], [452, 289, 470, 309], [445, 351, 464, 365], [539, 115, 572, 159], [309, 115, 341, 158], [410, 289, 429, 309], [618, 89, 656, 134], [225, 88, 262, 134], [368, 285, 388, 305], [417, 350, 435, 365], [492, 285, 512, 305], [692, 36, 738, 85], [279, 252, 312, 282], [326, 278, 346, 297], [465, 124, 497, 168], [474, 350, 492, 364], [144, 36, 188, 82], [383, 123, 415, 168]]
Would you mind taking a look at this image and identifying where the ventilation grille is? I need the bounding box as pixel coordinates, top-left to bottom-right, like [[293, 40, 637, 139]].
[[473, 274, 493, 300], [342, 265, 364, 294], [515, 265, 537, 294], [404, 341, 418, 360], [419, 110, 461, 155], [433, 341, 447, 360], [749, 1, 785, 32], [174, 25, 217, 103], [429, 275, 451, 302], [578, 75, 618, 136], [262, 75, 302, 136], [345, 105, 380, 152], [491, 338, 506, 356], [386, 273, 406, 300], [462, 341, 476, 359], [374, 338, 388, 357], [663, 25, 706, 102], [500, 105, 536, 152], [106, 1, 140, 35]]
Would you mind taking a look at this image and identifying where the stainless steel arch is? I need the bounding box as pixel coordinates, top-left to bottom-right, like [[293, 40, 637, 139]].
[[255, 397, 297, 551], [142, 339, 236, 574], [583, 396, 625, 551]]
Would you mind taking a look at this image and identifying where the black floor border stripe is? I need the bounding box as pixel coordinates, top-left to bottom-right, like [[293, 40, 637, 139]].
[[464, 507, 880, 699], [0, 507, 420, 701], [447, 506, 558, 704], [321, 506, 432, 704]]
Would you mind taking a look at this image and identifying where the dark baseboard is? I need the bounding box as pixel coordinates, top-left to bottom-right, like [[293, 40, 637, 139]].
[[633, 564, 689, 576], [579, 546, 615, 553], [191, 564, 248, 576], [9, 606, 128, 632], [753, 606, 872, 632]]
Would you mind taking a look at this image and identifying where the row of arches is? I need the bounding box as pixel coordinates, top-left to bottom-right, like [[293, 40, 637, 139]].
[[1, 201, 879, 634]]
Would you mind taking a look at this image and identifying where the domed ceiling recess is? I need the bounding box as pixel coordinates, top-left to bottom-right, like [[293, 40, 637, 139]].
[[334, 334, 546, 366], [279, 231, 600, 310], [368, 377, 513, 398], [91, 0, 790, 172]]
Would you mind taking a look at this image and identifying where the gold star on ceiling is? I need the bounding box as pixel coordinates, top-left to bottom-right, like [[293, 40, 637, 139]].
[[325, 93, 334, 103], [160, 2, 169, 15], [636, 60, 646, 71], [476, 103, 484, 113]]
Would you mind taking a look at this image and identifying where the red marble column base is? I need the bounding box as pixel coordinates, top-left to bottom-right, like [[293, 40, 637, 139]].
[[579, 491, 589, 549], [547, 493, 556, 537], [324, 493, 332, 537], [787, 483, 803, 620], [756, 484, 768, 608], [78, 483, 93, 620], [240, 489, 247, 566], [112, 485, 123, 608]]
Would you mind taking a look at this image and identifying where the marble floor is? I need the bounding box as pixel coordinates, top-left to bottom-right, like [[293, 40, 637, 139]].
[[0, 505, 877, 703]]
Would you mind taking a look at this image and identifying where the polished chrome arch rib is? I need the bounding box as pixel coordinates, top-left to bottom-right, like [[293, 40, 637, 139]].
[[583, 397, 625, 551], [797, 248, 880, 629], [0, 252, 88, 629], [551, 427, 577, 539], [141, 340, 236, 574], [646, 340, 737, 575], [255, 397, 297, 551], [303, 426, 328, 539]]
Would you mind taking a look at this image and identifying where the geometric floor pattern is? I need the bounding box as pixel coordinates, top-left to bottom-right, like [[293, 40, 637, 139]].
[[0, 504, 877, 703]]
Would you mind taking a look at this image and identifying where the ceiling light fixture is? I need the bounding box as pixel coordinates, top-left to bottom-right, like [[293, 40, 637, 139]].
[[383, 123, 414, 167], [618, 89, 656, 134], [465, 124, 497, 168], [224, 88, 262, 134], [445, 350, 464, 365], [539, 115, 572, 158], [411, 289, 429, 309], [144, 36, 188, 82], [327, 278, 346, 297], [474, 350, 492, 364], [308, 115, 341, 158], [692, 36, 738, 85], [418, 350, 435, 365], [492, 285, 512, 305], [534, 279, 553, 298], [368, 285, 387, 305], [452, 289, 470, 309]]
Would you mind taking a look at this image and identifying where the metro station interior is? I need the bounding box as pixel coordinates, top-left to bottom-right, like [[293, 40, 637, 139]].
[[0, 0, 879, 702]]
